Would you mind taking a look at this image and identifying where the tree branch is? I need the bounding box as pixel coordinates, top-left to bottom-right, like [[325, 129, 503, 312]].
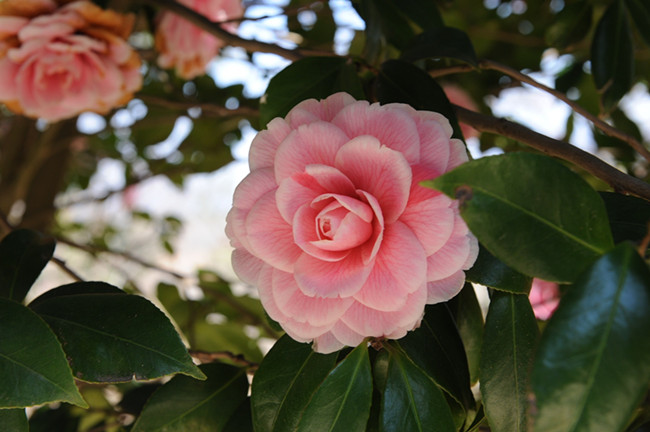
[[454, 106, 650, 201], [189, 349, 258, 370], [137, 94, 258, 117]]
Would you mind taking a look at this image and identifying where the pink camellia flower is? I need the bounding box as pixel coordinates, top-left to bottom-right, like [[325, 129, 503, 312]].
[[155, 0, 242, 80], [442, 83, 480, 139], [529, 278, 560, 320], [226, 92, 478, 353], [0, 0, 142, 122]]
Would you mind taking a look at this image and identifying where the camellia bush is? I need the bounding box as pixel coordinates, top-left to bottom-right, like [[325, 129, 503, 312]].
[[1, 0, 650, 431]]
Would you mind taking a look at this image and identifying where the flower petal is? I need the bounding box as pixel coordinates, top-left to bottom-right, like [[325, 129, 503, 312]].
[[293, 204, 350, 262], [312, 331, 347, 354], [400, 193, 455, 255], [231, 248, 265, 286], [286, 92, 358, 127], [426, 215, 477, 281], [335, 135, 412, 224], [232, 167, 276, 211], [353, 221, 427, 312], [426, 270, 466, 304], [249, 117, 292, 170], [294, 249, 371, 298]]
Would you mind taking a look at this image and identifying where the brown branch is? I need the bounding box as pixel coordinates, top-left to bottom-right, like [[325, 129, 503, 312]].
[[51, 257, 84, 282], [202, 287, 278, 337], [189, 349, 258, 370], [137, 94, 258, 117], [140, 0, 322, 61], [454, 106, 650, 202]]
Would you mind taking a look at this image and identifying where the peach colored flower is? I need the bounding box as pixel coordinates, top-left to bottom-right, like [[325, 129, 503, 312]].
[[155, 0, 242, 80], [529, 278, 560, 320], [0, 0, 142, 122], [443, 83, 480, 139], [226, 93, 478, 353]]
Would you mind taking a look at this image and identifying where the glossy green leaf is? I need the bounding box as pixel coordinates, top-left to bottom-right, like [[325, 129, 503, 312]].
[[531, 243, 650, 432], [223, 398, 254, 432], [447, 283, 484, 385], [401, 27, 478, 66], [389, 0, 442, 31], [0, 229, 55, 303], [251, 335, 338, 432], [545, 2, 592, 49], [466, 245, 532, 294], [381, 345, 456, 432], [29, 282, 204, 383], [600, 191, 650, 245], [624, 0, 650, 47], [591, 1, 634, 111], [428, 152, 614, 282], [376, 59, 465, 141], [297, 344, 373, 432], [0, 409, 28, 431], [132, 363, 248, 432], [398, 304, 474, 418], [0, 298, 86, 408], [480, 291, 539, 432], [259, 56, 364, 126]]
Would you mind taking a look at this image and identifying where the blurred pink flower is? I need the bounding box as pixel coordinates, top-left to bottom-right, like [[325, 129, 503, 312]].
[[0, 0, 142, 121], [155, 0, 242, 80], [442, 83, 479, 139], [529, 278, 560, 320], [226, 92, 478, 353]]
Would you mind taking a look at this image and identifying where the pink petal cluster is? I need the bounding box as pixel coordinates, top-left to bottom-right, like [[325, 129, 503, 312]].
[[226, 92, 478, 353], [529, 278, 560, 320], [0, 0, 142, 122], [442, 83, 480, 139], [155, 0, 242, 80]]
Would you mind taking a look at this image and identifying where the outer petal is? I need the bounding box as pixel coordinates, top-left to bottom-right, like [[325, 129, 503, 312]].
[[330, 321, 365, 347], [248, 117, 292, 170], [399, 193, 455, 256], [271, 269, 354, 327], [332, 101, 422, 164], [245, 190, 302, 273], [446, 138, 470, 171], [274, 121, 350, 183], [232, 167, 277, 211], [353, 221, 427, 312], [286, 92, 357, 127], [426, 270, 466, 304], [293, 249, 372, 298], [312, 331, 347, 354], [426, 217, 474, 281], [335, 135, 412, 224], [231, 248, 266, 286]]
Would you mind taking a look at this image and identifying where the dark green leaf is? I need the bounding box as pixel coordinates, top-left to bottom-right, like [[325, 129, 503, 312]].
[[381, 345, 456, 432], [447, 283, 484, 385], [29, 282, 204, 382], [600, 192, 650, 245], [223, 397, 254, 432], [428, 152, 614, 282], [376, 59, 466, 141], [401, 27, 478, 66], [260, 57, 364, 126], [251, 335, 338, 432], [466, 245, 533, 294], [591, 1, 634, 111], [0, 298, 86, 408], [0, 229, 55, 303], [0, 409, 27, 431], [29, 404, 80, 432], [625, 0, 650, 47], [545, 2, 593, 49], [531, 243, 650, 432], [480, 291, 539, 432], [389, 0, 443, 31], [355, 0, 416, 55], [297, 344, 373, 432], [132, 363, 248, 432]]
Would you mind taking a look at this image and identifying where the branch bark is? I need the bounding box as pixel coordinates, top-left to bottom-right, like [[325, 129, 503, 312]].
[[454, 106, 650, 201]]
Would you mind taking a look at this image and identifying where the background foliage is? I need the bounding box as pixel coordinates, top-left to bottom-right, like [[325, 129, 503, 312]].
[[1, 0, 650, 430]]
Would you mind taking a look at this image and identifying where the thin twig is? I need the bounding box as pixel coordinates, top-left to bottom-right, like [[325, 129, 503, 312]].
[[51, 257, 84, 282], [189, 349, 258, 370], [638, 222, 650, 257], [202, 287, 278, 337], [137, 94, 259, 117], [454, 106, 650, 202]]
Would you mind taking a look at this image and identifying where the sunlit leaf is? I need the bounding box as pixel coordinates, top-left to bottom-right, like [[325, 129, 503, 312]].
[[0, 298, 86, 408], [480, 291, 539, 432], [132, 363, 248, 432], [531, 243, 650, 432], [428, 152, 614, 282]]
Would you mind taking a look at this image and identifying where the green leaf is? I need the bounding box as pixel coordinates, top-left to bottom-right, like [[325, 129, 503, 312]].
[[624, 0, 650, 47], [591, 1, 634, 111], [0, 409, 28, 431], [0, 298, 86, 408], [297, 344, 373, 432], [531, 243, 650, 432], [260, 57, 364, 126], [381, 345, 456, 432], [545, 2, 593, 49], [447, 283, 484, 385], [29, 282, 204, 383], [376, 59, 466, 141], [223, 398, 254, 432], [132, 363, 248, 432], [251, 335, 338, 432], [401, 27, 478, 66], [428, 152, 614, 283], [0, 229, 55, 303], [466, 245, 533, 294], [480, 291, 539, 432], [600, 191, 650, 245]]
